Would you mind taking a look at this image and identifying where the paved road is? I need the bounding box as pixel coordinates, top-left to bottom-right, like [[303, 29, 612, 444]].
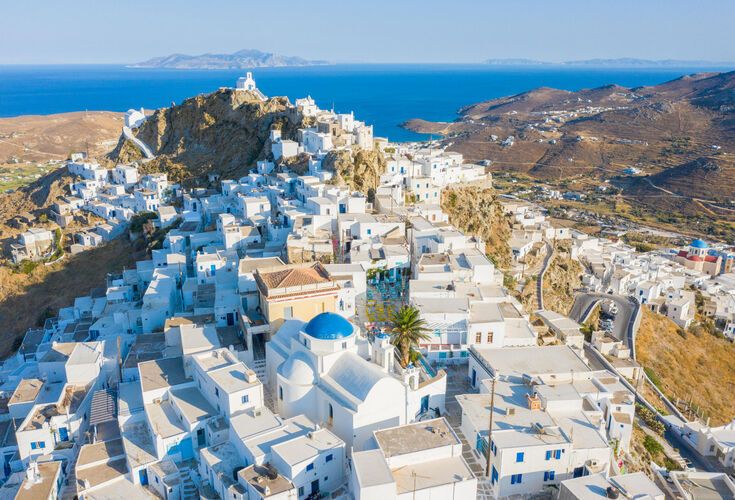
[[570, 292, 636, 347]]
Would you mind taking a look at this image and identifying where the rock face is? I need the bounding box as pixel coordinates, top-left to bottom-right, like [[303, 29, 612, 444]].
[[322, 149, 387, 196], [108, 89, 305, 184], [440, 185, 512, 268]]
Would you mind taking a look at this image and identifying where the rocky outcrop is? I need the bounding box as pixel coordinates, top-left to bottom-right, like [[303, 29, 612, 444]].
[[322, 149, 387, 196], [440, 186, 512, 268], [108, 88, 304, 184]]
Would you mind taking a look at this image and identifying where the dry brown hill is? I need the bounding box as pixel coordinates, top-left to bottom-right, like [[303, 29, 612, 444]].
[[406, 71, 735, 204], [0, 111, 123, 163]]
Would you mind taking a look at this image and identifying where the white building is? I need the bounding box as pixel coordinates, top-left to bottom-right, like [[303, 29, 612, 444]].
[[266, 313, 447, 452]]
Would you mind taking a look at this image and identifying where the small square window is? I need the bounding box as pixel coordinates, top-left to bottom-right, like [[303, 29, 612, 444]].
[[516, 452, 524, 463], [242, 394, 249, 404], [326, 454, 333, 462], [306, 463, 314, 471]]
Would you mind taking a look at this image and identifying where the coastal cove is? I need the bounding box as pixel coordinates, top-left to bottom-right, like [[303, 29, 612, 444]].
[[1, 63, 732, 142]]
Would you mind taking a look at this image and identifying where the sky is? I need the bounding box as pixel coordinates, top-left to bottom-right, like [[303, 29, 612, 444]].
[[2, 0, 734, 65]]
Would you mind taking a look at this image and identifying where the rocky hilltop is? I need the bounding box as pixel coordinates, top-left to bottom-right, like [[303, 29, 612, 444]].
[[109, 88, 305, 183]]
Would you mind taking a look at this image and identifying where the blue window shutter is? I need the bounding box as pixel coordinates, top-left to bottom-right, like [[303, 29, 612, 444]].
[[546, 450, 552, 460], [516, 452, 524, 462]]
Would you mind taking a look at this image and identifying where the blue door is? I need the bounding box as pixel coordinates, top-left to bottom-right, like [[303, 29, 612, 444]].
[[139, 469, 148, 486], [420, 395, 429, 414], [58, 427, 69, 442], [471, 369, 477, 387]]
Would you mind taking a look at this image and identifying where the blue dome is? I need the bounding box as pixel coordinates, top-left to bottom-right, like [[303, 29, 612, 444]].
[[690, 239, 709, 249], [304, 313, 354, 340]]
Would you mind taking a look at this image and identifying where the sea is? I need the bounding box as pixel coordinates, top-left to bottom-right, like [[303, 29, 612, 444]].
[[0, 64, 732, 142]]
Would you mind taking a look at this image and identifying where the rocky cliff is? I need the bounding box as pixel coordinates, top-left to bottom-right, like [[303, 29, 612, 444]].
[[440, 186, 512, 268], [322, 148, 387, 195], [108, 88, 304, 184]]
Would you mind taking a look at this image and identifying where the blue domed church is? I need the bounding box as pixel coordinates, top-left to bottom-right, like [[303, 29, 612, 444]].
[[265, 312, 447, 452]]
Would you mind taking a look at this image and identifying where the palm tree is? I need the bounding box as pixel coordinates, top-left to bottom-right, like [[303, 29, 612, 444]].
[[389, 305, 431, 367]]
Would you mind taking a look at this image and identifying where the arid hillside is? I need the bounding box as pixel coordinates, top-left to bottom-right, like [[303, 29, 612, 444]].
[[440, 185, 512, 268], [0, 238, 141, 358], [406, 71, 735, 217], [636, 308, 735, 426], [0, 111, 123, 163]]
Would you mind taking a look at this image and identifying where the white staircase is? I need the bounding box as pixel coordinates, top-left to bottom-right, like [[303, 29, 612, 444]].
[[180, 468, 199, 499], [89, 388, 117, 426], [253, 358, 267, 381], [122, 126, 155, 159]]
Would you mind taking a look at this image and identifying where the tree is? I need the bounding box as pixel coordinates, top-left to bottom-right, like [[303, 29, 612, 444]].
[[388, 305, 431, 368]]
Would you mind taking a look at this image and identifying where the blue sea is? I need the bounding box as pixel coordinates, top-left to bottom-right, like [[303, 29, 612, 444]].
[[0, 64, 731, 142]]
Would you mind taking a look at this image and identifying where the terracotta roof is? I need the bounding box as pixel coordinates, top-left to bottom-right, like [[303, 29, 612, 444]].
[[257, 263, 332, 291]]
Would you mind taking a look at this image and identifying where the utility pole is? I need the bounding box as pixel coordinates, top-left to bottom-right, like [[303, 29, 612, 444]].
[[485, 376, 497, 478]]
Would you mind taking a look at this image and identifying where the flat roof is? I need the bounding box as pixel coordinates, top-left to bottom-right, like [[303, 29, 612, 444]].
[[393, 456, 474, 494], [471, 345, 589, 378], [16, 461, 62, 500], [77, 438, 125, 469], [239, 464, 294, 497], [271, 428, 342, 466], [170, 387, 217, 424], [139, 357, 189, 393], [375, 418, 458, 458], [207, 364, 259, 394], [144, 400, 187, 439], [352, 449, 394, 488], [9, 378, 43, 405]]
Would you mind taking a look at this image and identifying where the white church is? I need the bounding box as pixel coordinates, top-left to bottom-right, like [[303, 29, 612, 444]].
[[266, 312, 447, 452]]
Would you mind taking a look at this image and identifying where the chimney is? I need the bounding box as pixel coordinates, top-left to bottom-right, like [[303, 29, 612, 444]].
[[26, 461, 40, 482]]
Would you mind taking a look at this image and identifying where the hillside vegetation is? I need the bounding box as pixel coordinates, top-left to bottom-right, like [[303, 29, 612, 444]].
[[636, 308, 735, 426], [440, 186, 512, 268], [0, 238, 141, 358]]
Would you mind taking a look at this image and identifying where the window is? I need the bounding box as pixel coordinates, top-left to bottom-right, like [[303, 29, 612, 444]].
[[491, 466, 498, 484], [284, 306, 294, 319], [326, 454, 333, 462], [573, 466, 584, 478], [475, 332, 482, 343], [306, 463, 314, 471], [215, 387, 219, 397], [298, 487, 304, 496], [31, 441, 45, 450], [516, 452, 524, 463], [554, 449, 562, 459], [544, 470, 555, 481], [279, 386, 283, 400], [511, 474, 523, 485], [546, 450, 552, 460], [242, 395, 249, 404], [486, 332, 493, 343], [341, 342, 347, 350]]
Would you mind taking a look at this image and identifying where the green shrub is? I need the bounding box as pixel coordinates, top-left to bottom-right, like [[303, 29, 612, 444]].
[[645, 367, 662, 389], [643, 435, 664, 456]]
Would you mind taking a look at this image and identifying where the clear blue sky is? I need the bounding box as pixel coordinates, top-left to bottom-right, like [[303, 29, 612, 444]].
[[2, 0, 733, 64]]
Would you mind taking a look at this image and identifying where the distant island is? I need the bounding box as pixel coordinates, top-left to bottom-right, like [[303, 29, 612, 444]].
[[130, 49, 330, 69], [485, 57, 734, 68]]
